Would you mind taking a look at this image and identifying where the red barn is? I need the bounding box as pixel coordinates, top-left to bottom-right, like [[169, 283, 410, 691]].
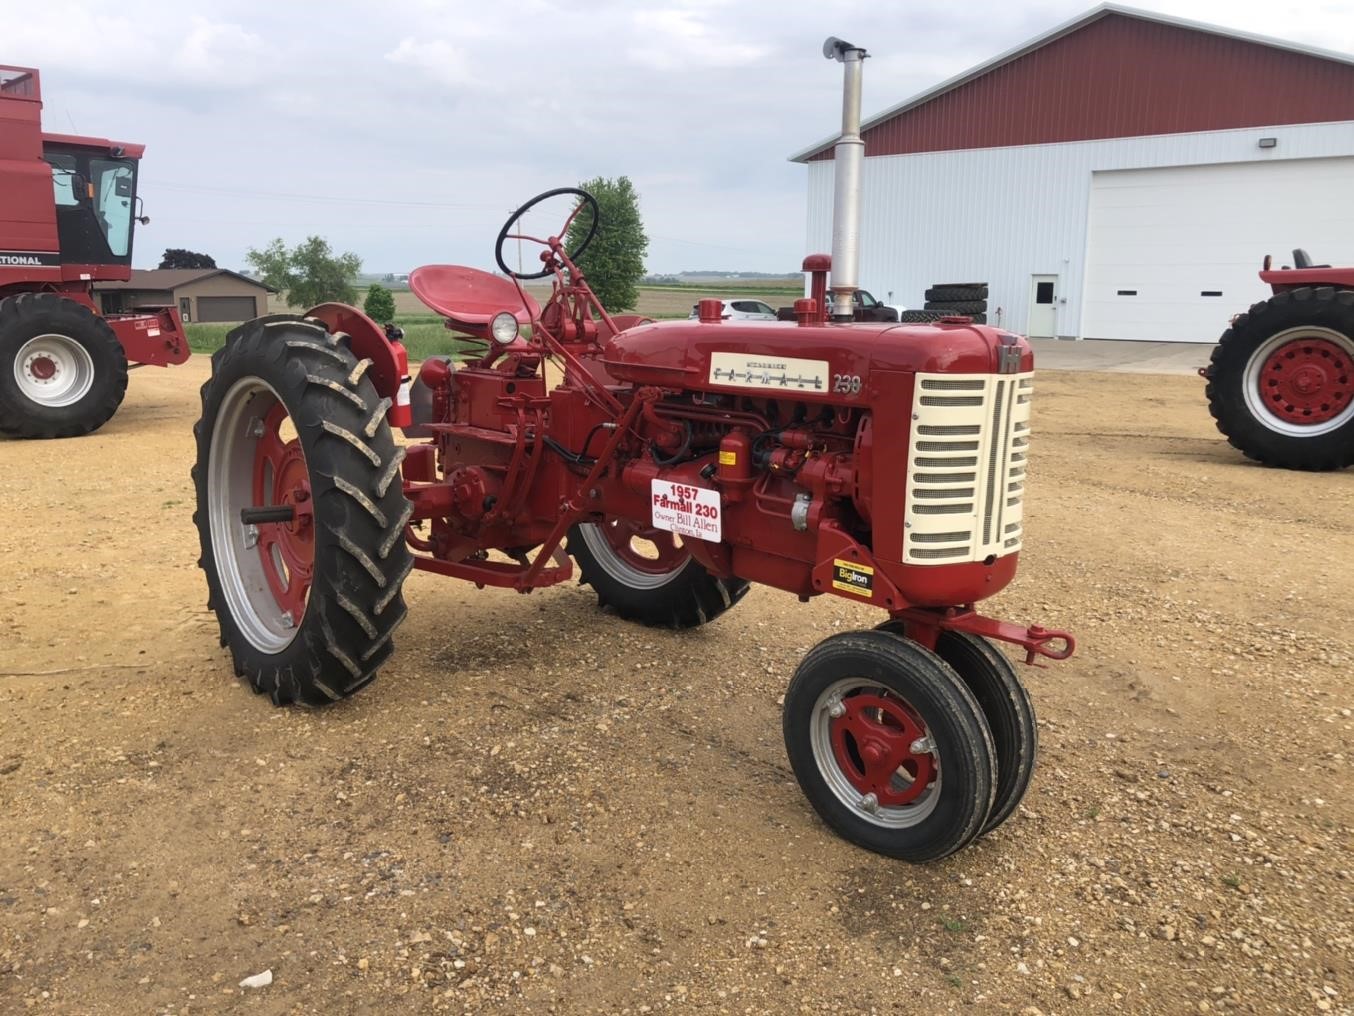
[[791, 3, 1354, 342]]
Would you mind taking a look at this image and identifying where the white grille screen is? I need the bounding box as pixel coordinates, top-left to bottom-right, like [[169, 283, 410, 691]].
[[903, 372, 1033, 565]]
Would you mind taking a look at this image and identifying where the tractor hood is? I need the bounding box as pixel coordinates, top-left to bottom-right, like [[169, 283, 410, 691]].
[[600, 318, 1031, 399]]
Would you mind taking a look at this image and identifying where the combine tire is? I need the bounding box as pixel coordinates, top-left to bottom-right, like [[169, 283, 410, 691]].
[[923, 300, 986, 315], [0, 292, 128, 438], [877, 624, 1035, 835], [1206, 286, 1354, 470], [925, 285, 987, 302], [783, 631, 996, 863], [192, 316, 414, 705], [568, 520, 748, 628]]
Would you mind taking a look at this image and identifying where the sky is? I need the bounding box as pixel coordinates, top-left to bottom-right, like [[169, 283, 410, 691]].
[[6, 0, 1353, 276]]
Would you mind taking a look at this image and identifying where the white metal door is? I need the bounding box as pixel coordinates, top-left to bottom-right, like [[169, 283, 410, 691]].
[[1083, 157, 1354, 342], [1027, 275, 1057, 338]]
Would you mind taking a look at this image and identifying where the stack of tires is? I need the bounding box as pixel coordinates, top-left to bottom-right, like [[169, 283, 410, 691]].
[[900, 283, 989, 325]]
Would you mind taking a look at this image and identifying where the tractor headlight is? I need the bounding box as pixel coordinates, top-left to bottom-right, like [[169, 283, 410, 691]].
[[490, 311, 519, 345]]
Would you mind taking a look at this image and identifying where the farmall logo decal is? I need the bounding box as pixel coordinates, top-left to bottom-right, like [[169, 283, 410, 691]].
[[708, 352, 829, 392], [0, 250, 59, 268]]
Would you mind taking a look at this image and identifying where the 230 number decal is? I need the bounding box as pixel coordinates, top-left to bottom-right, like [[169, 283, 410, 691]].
[[833, 373, 862, 396]]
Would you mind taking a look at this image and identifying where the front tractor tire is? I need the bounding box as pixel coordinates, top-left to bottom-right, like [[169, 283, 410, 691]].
[[782, 631, 997, 863], [192, 316, 414, 705], [1207, 286, 1354, 470], [0, 292, 128, 438], [567, 520, 748, 628]]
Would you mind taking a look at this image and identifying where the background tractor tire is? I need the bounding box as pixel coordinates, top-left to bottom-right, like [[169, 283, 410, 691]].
[[193, 315, 414, 705], [1206, 286, 1354, 471], [0, 292, 128, 438], [923, 300, 987, 315], [925, 285, 987, 302], [899, 310, 948, 324], [568, 520, 748, 628]]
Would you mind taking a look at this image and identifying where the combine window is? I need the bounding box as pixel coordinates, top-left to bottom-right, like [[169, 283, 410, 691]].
[[90, 158, 135, 256], [43, 146, 139, 266]]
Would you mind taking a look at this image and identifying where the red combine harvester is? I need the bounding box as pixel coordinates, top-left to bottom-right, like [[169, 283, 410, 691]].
[[0, 66, 186, 438], [192, 39, 1074, 862], [1203, 250, 1354, 470]]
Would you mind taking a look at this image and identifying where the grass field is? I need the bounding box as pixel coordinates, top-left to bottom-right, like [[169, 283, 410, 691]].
[[185, 278, 810, 357]]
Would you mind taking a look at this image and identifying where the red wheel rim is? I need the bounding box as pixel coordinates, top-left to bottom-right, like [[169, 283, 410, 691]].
[[598, 518, 688, 576], [1257, 337, 1352, 426], [251, 403, 314, 622], [829, 691, 936, 807]]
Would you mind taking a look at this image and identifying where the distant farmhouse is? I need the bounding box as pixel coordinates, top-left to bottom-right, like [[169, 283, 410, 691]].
[[95, 269, 275, 323]]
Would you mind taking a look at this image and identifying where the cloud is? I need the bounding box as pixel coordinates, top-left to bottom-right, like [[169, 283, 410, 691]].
[[384, 37, 478, 89], [626, 8, 772, 70], [6, 5, 266, 87]]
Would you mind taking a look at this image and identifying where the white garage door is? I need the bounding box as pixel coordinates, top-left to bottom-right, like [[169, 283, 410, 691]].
[[1082, 157, 1354, 342]]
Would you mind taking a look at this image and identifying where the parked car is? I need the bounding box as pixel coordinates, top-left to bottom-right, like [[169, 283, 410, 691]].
[[775, 288, 905, 322], [688, 298, 779, 321]]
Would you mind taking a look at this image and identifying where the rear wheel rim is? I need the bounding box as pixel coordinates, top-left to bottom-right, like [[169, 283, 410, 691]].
[[14, 334, 95, 408], [208, 378, 314, 652], [1244, 327, 1354, 436], [810, 677, 942, 829], [578, 519, 688, 589]]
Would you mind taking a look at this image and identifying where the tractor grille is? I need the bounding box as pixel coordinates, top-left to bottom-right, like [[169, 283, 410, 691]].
[[904, 372, 1033, 565]]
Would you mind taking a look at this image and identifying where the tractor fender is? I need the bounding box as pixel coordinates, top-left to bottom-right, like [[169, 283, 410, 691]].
[[305, 302, 412, 428]]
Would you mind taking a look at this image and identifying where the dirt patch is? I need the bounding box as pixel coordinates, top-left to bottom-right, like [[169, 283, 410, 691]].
[[0, 360, 1350, 1014]]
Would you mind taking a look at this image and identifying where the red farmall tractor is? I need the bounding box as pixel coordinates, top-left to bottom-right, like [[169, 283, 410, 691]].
[[192, 40, 1074, 862], [0, 66, 186, 438], [1204, 250, 1354, 470]]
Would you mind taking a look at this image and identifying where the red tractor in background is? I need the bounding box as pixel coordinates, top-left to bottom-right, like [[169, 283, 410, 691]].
[[1204, 250, 1354, 470], [191, 39, 1075, 863], [0, 66, 186, 438]]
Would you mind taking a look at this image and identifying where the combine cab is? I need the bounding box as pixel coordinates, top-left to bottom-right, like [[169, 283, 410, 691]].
[[1204, 250, 1354, 470], [0, 66, 186, 438]]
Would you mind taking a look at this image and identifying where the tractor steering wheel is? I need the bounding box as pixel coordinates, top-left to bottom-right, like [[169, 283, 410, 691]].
[[495, 188, 599, 280]]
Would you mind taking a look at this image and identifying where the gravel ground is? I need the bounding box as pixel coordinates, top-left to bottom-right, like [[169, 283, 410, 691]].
[[0, 357, 1350, 1015]]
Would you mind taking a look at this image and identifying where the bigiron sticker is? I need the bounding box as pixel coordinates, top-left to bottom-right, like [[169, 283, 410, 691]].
[[0, 250, 60, 268], [708, 352, 829, 393], [831, 559, 874, 598]]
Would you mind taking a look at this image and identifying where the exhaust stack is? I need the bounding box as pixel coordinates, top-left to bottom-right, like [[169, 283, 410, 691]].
[[823, 37, 867, 322]]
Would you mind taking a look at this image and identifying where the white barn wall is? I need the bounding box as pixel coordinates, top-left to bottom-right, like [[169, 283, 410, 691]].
[[804, 120, 1354, 338]]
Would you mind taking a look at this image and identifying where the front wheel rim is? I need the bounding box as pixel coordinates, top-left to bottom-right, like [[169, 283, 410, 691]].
[[14, 334, 96, 408], [578, 519, 688, 589], [1243, 327, 1354, 436], [809, 678, 943, 829], [208, 377, 314, 653]]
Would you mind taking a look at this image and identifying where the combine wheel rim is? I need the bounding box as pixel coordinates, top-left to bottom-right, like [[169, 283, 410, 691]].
[[1243, 326, 1354, 436], [207, 376, 311, 653], [14, 334, 96, 408]]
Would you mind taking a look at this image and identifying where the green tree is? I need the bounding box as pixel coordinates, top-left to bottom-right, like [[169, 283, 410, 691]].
[[364, 283, 397, 323], [246, 236, 362, 309], [565, 176, 648, 312], [159, 248, 216, 270]]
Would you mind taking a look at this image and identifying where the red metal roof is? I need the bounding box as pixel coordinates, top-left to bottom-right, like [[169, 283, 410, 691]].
[[796, 6, 1354, 162]]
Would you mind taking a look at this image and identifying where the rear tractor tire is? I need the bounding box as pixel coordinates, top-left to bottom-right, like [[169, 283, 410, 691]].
[[192, 316, 414, 705], [0, 292, 128, 438], [1206, 286, 1354, 470], [782, 630, 997, 863], [567, 520, 748, 628]]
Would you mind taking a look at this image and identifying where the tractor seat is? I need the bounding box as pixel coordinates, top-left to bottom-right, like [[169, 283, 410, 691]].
[[409, 265, 540, 326]]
